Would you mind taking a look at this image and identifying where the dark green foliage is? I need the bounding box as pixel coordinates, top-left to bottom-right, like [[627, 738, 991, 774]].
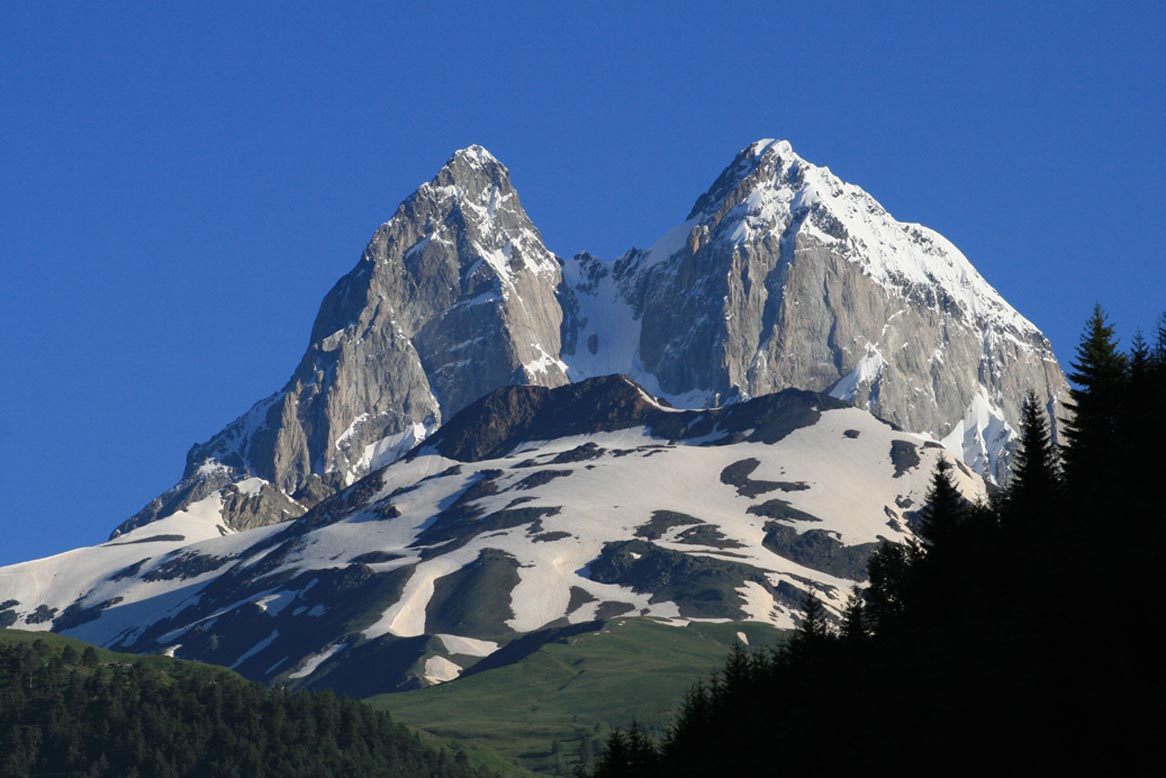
[[585, 307, 1163, 776], [863, 539, 911, 631], [1009, 390, 1060, 517], [0, 635, 489, 778], [785, 589, 830, 664], [912, 457, 968, 552], [1154, 312, 1166, 364], [1061, 305, 1128, 485], [839, 587, 868, 643], [592, 722, 658, 778]]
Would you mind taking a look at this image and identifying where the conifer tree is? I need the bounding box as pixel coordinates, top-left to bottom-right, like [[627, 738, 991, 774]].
[[665, 681, 709, 751], [865, 539, 911, 632], [787, 588, 831, 664], [596, 303, 1161, 777], [594, 729, 628, 778], [720, 642, 751, 691], [1154, 313, 1166, 366], [1010, 389, 1059, 516], [914, 458, 967, 553], [840, 586, 868, 643], [1129, 330, 1150, 375], [1061, 305, 1127, 484], [625, 722, 659, 775], [1125, 330, 1154, 436]]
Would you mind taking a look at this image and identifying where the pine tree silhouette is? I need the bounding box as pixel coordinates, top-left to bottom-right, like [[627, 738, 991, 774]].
[[914, 458, 967, 553], [1062, 304, 1127, 487], [1010, 389, 1060, 518]]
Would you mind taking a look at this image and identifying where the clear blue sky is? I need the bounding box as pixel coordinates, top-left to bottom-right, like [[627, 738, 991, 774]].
[[2, 2, 1164, 565]]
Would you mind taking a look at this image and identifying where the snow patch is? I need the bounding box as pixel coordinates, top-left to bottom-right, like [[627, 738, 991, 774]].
[[642, 217, 699, 269], [523, 343, 568, 379], [288, 642, 347, 679], [231, 629, 279, 670], [254, 590, 296, 617], [234, 477, 266, 497], [354, 421, 434, 476], [423, 655, 463, 684], [436, 634, 500, 657], [940, 389, 1015, 482], [829, 344, 887, 403], [196, 460, 230, 478]]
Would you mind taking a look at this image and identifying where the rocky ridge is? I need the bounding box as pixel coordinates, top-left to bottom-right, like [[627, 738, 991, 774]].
[[560, 139, 1067, 480], [116, 146, 567, 535], [117, 139, 1066, 536]]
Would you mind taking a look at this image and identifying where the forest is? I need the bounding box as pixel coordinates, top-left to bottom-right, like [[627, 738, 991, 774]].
[[590, 307, 1163, 776], [0, 633, 488, 778]]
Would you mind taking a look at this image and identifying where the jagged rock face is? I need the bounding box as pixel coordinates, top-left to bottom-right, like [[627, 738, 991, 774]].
[[563, 140, 1068, 480], [119, 138, 1066, 536], [115, 147, 566, 535]]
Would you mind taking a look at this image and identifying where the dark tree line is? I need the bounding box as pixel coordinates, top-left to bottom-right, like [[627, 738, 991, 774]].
[[0, 638, 488, 778], [591, 306, 1164, 776]]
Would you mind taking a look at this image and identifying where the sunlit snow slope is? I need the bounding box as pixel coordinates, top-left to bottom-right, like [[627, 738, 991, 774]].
[[0, 378, 981, 696]]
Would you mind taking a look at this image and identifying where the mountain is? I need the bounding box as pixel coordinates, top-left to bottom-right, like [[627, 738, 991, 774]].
[[112, 139, 1065, 539], [0, 377, 982, 696], [560, 139, 1067, 480], [116, 145, 567, 535]]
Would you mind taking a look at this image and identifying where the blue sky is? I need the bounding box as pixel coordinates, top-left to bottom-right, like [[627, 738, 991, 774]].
[[2, 2, 1164, 565]]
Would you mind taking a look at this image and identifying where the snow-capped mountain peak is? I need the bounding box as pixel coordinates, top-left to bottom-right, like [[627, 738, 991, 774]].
[[452, 143, 503, 167], [406, 144, 558, 286], [114, 137, 1064, 543], [703, 139, 1038, 337], [564, 140, 1067, 481]]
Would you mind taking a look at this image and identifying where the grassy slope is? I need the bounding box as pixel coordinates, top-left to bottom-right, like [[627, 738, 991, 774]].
[[369, 618, 787, 776]]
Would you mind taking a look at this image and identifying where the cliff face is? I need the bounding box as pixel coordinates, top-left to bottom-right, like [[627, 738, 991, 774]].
[[118, 138, 1066, 536], [116, 146, 567, 535], [563, 140, 1067, 480]]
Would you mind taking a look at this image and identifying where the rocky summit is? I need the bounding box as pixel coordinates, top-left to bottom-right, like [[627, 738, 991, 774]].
[[113, 140, 1067, 539], [560, 140, 1067, 481], [116, 146, 569, 535]]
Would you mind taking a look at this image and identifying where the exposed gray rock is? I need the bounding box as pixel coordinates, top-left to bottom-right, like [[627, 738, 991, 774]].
[[563, 140, 1069, 481], [117, 138, 1067, 538], [115, 146, 566, 535], [219, 481, 305, 531]]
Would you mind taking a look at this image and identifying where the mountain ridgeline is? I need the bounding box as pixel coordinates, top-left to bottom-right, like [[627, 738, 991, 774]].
[[0, 377, 985, 697], [115, 139, 1066, 537]]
